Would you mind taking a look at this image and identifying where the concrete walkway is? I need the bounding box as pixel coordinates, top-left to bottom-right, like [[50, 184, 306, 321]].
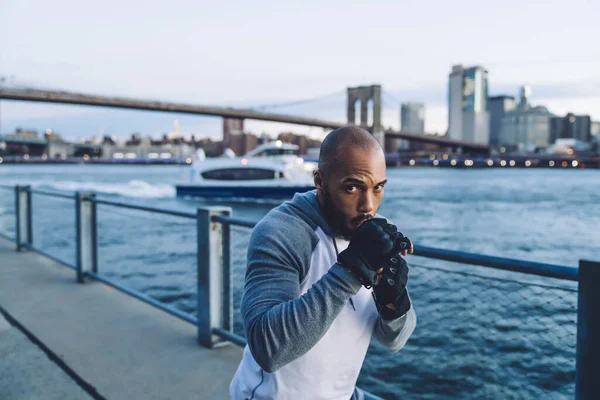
[[0, 238, 243, 399], [0, 312, 92, 400]]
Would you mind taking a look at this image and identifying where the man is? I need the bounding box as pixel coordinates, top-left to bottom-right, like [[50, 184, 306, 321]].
[[230, 126, 416, 399]]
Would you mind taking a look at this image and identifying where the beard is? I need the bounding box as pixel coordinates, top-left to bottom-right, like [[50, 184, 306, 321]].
[[321, 186, 372, 240]]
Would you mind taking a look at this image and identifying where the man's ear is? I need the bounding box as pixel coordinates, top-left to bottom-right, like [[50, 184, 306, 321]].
[[313, 170, 325, 190]]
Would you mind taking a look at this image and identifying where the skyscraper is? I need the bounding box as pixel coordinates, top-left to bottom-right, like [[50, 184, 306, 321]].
[[550, 113, 592, 144], [399, 103, 425, 151], [401, 103, 425, 133], [448, 65, 490, 144], [498, 85, 552, 151], [488, 96, 516, 146]]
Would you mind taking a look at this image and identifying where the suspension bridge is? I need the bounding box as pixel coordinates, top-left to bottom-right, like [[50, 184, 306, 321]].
[[0, 85, 489, 153]]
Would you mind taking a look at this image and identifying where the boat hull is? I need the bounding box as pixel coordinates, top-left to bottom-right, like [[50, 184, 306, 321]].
[[176, 184, 315, 199]]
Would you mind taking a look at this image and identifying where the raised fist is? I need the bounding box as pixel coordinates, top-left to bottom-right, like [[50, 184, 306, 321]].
[[337, 218, 411, 287]]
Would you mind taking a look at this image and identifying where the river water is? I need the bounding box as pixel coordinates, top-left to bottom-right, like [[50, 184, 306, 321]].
[[1, 165, 598, 399]]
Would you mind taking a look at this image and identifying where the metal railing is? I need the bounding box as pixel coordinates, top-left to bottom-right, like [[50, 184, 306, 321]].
[[1, 184, 598, 399], [15, 186, 77, 269], [0, 184, 16, 241], [211, 215, 591, 399]]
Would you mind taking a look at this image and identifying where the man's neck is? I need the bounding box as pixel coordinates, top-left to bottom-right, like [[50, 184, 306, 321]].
[[316, 190, 348, 240]]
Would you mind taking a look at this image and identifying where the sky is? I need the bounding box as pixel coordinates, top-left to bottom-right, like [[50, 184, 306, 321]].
[[1, 0, 599, 140]]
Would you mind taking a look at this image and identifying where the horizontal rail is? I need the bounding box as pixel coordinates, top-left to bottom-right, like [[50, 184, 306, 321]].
[[0, 184, 14, 190], [211, 215, 257, 229], [28, 189, 75, 200], [212, 328, 248, 347], [22, 244, 77, 270], [414, 245, 578, 281], [0, 232, 15, 241], [85, 272, 199, 326], [92, 199, 196, 219], [211, 215, 578, 281]]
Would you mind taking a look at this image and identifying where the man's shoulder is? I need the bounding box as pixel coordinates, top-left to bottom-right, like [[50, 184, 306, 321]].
[[256, 192, 320, 233], [253, 206, 317, 242], [248, 206, 321, 272]]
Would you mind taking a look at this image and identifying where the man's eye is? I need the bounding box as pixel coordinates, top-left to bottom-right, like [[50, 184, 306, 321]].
[[347, 185, 359, 192], [374, 184, 385, 192]]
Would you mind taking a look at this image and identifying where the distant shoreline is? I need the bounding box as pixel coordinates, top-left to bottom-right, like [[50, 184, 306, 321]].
[[0, 157, 192, 166], [0, 156, 598, 169]]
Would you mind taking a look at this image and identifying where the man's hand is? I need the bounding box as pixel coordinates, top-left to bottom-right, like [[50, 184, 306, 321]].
[[337, 218, 412, 288], [373, 254, 411, 320]]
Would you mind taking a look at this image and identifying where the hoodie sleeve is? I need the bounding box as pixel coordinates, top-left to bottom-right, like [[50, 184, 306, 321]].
[[372, 294, 416, 352], [241, 210, 363, 373]]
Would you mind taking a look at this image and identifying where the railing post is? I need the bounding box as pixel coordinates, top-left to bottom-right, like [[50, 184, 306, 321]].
[[76, 192, 97, 283], [576, 259, 600, 399], [222, 214, 233, 339], [196, 206, 232, 348], [15, 185, 32, 252]]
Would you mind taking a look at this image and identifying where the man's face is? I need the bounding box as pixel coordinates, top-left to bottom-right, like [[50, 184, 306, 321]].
[[315, 146, 387, 239]]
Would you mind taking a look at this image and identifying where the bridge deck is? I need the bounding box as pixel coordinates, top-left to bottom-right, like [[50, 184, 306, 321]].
[[0, 87, 489, 150], [0, 237, 243, 399]]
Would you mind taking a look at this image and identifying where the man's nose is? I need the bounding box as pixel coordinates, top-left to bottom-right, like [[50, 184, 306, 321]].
[[358, 190, 375, 214]]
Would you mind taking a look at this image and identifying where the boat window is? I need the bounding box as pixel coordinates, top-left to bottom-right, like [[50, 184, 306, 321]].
[[265, 148, 298, 156], [253, 148, 298, 157], [201, 168, 277, 180]]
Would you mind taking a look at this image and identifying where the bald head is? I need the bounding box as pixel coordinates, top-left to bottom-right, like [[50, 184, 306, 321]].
[[318, 126, 382, 175], [314, 126, 387, 238]]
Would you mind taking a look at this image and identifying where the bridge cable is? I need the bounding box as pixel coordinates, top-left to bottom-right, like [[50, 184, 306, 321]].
[[252, 90, 346, 111]]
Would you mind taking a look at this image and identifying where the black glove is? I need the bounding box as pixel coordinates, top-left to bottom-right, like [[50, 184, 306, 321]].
[[337, 218, 411, 288], [373, 254, 411, 320]]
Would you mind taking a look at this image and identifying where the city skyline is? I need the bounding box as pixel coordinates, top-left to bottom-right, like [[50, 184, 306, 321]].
[[1, 0, 600, 138], [2, 79, 598, 141]]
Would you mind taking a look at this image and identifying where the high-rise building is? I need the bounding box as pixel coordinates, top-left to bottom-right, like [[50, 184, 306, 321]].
[[399, 103, 425, 151], [550, 113, 592, 144], [401, 103, 425, 132], [592, 121, 600, 137], [488, 96, 516, 146], [497, 85, 552, 151], [591, 122, 600, 154], [448, 65, 490, 144]]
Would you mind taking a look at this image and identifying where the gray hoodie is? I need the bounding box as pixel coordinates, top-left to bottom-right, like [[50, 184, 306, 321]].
[[230, 190, 416, 400]]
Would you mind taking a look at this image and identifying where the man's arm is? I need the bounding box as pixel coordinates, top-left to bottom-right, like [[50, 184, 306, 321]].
[[372, 294, 417, 352], [241, 212, 362, 373]]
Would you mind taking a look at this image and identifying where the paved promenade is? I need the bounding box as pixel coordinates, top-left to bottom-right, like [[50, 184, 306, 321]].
[[0, 237, 243, 399]]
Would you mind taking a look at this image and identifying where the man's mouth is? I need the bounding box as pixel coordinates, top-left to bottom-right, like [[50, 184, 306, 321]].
[[350, 221, 363, 229], [350, 216, 372, 229]]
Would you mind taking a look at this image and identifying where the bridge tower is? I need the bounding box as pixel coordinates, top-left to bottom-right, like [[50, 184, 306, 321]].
[[347, 85, 385, 151], [223, 118, 244, 148]]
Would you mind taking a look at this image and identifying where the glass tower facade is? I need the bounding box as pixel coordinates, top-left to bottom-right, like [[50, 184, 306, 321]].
[[448, 65, 490, 144]]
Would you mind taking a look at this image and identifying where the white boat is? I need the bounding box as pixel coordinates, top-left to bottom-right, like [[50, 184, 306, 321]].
[[175, 141, 317, 199]]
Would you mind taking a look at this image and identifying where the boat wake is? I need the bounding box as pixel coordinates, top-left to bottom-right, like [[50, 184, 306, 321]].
[[35, 180, 176, 198]]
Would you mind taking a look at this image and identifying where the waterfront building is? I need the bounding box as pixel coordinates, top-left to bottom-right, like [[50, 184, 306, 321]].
[[550, 113, 592, 144], [488, 96, 516, 146], [102, 135, 193, 159], [498, 85, 552, 152], [448, 65, 490, 144], [400, 103, 425, 151], [227, 132, 259, 156]]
